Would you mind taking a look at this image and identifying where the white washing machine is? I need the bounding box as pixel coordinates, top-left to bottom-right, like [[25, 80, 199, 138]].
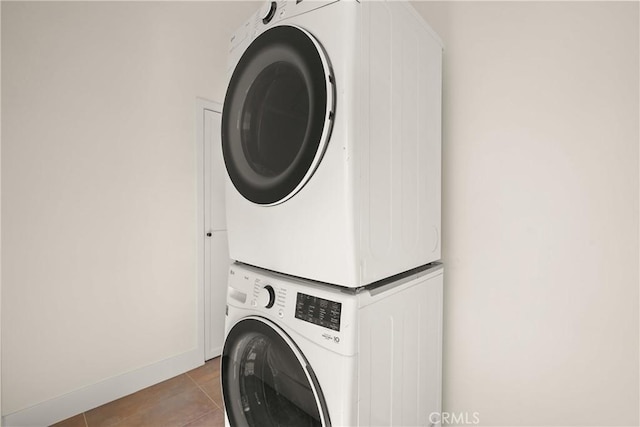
[[221, 262, 444, 427], [222, 0, 443, 288]]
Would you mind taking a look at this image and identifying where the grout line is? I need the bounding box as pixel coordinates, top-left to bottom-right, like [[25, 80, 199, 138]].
[[111, 375, 199, 427], [184, 370, 198, 384], [185, 370, 223, 410]]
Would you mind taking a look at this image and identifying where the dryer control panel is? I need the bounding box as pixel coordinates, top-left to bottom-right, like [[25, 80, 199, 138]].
[[228, 0, 339, 58]]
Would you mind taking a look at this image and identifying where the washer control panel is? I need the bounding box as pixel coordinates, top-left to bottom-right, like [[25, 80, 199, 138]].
[[227, 263, 357, 356], [228, 264, 343, 329], [295, 293, 341, 331]]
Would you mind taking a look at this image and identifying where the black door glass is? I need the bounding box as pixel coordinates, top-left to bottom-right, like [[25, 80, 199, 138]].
[[241, 61, 310, 178], [222, 319, 328, 427], [222, 25, 333, 205]]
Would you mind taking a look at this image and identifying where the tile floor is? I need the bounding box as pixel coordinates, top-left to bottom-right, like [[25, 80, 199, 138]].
[[51, 357, 224, 427]]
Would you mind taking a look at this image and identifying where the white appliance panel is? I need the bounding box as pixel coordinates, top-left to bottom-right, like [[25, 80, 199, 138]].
[[222, 262, 444, 427], [223, 0, 442, 287]]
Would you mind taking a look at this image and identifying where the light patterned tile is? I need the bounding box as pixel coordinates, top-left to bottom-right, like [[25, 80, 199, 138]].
[[85, 374, 197, 427], [51, 414, 87, 427], [117, 387, 215, 427]]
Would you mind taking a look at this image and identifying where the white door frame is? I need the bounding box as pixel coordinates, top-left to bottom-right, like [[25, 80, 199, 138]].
[[196, 97, 225, 361]]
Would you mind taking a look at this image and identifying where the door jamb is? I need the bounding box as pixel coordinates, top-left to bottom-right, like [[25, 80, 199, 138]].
[[196, 98, 223, 362]]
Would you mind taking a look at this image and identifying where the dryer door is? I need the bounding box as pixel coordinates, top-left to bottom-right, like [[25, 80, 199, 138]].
[[221, 316, 331, 427], [222, 25, 335, 206]]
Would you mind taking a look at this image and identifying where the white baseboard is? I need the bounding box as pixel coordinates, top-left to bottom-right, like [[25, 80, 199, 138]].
[[1, 348, 204, 427]]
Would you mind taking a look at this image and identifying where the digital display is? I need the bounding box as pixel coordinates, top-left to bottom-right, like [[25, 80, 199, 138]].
[[295, 293, 341, 331]]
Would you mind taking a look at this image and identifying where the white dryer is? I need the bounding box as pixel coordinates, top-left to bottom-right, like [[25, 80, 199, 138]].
[[222, 0, 443, 288], [221, 262, 444, 427]]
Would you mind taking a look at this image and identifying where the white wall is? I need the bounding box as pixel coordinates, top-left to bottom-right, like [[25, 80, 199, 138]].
[[0, 2, 3, 423], [1, 1, 257, 420], [411, 2, 639, 426]]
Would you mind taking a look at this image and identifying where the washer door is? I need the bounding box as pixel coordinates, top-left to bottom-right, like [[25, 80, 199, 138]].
[[221, 317, 331, 427], [222, 25, 335, 206]]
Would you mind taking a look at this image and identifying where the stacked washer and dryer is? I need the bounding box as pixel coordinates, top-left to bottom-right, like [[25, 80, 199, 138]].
[[219, 1, 443, 426]]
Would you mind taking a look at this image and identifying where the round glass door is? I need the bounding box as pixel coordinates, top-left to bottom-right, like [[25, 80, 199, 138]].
[[221, 317, 330, 427], [222, 25, 335, 205]]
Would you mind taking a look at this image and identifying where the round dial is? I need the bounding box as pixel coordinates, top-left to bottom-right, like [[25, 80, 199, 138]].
[[257, 285, 276, 309], [260, 1, 277, 24]]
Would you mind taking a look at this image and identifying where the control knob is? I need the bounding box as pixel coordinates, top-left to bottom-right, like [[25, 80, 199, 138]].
[[257, 285, 276, 309], [260, 1, 277, 24]]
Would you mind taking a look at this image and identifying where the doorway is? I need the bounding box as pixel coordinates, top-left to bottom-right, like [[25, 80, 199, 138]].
[[197, 98, 230, 361]]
